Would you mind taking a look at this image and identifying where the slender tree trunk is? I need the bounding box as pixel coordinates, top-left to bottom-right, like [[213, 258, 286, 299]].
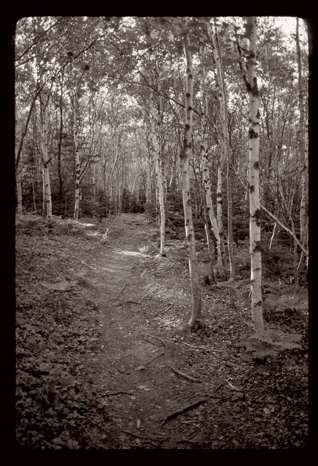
[[146, 133, 153, 206], [181, 17, 202, 328], [16, 172, 23, 215], [32, 174, 37, 214], [245, 16, 264, 333], [39, 94, 52, 223], [203, 203, 216, 283], [216, 160, 225, 267], [150, 88, 166, 255], [199, 46, 223, 269], [73, 88, 81, 220], [57, 78, 64, 216], [303, 116, 308, 254], [35, 23, 52, 224], [296, 18, 308, 248], [212, 20, 235, 303]]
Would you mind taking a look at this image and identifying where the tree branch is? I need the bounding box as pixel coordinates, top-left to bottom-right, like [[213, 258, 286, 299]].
[[230, 165, 308, 256]]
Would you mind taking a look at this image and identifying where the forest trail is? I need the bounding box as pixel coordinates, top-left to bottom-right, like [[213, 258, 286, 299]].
[[15, 212, 308, 449], [75, 212, 214, 447]]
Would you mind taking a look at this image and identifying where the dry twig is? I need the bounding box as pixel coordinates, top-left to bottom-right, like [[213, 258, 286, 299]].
[[145, 333, 168, 348], [100, 391, 133, 397], [161, 383, 223, 425], [145, 350, 165, 365], [169, 364, 202, 383], [115, 283, 127, 298]]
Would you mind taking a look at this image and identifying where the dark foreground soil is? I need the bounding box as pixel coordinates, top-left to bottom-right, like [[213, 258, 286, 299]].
[[15, 213, 308, 449]]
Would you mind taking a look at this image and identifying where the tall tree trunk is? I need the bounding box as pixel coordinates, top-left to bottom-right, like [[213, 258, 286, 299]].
[[57, 77, 64, 216], [199, 45, 222, 270], [150, 88, 166, 255], [181, 17, 202, 328], [212, 20, 235, 303], [245, 16, 264, 333], [35, 22, 52, 224], [73, 87, 81, 220], [32, 173, 37, 214], [216, 163, 225, 266], [203, 202, 216, 284], [296, 18, 308, 248], [16, 172, 23, 215], [39, 94, 52, 223]]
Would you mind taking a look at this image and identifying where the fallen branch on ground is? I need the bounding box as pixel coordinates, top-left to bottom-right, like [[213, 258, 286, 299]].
[[163, 304, 173, 313], [161, 383, 223, 425], [140, 292, 150, 302], [144, 333, 168, 348], [145, 350, 165, 365], [116, 284, 127, 298], [169, 364, 202, 383], [100, 391, 133, 397]]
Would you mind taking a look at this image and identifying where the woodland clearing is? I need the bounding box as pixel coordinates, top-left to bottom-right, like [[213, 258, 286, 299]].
[[15, 213, 308, 449]]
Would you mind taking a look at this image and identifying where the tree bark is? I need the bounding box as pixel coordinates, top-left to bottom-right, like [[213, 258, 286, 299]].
[[150, 85, 166, 255], [35, 20, 52, 223], [57, 75, 64, 216], [16, 173, 23, 215], [296, 18, 308, 249], [181, 17, 202, 328], [199, 46, 222, 270], [212, 19, 235, 303], [39, 94, 52, 222], [245, 17, 264, 333], [73, 86, 81, 220]]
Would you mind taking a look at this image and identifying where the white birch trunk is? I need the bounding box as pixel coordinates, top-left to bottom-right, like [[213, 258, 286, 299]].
[[246, 17, 264, 332], [150, 89, 166, 255], [216, 164, 225, 263], [16, 172, 23, 215], [181, 17, 202, 328], [35, 29, 52, 223], [39, 93, 52, 222], [200, 107, 222, 267], [73, 90, 81, 220], [296, 18, 308, 248], [212, 19, 235, 304]]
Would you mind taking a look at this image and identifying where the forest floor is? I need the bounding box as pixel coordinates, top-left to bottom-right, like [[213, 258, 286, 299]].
[[15, 213, 309, 449]]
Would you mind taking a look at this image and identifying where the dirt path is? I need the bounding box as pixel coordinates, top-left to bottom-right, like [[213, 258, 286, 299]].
[[16, 212, 308, 449], [76, 213, 213, 448]]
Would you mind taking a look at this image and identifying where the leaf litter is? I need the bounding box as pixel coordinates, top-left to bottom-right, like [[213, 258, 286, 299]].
[[16, 213, 308, 449]]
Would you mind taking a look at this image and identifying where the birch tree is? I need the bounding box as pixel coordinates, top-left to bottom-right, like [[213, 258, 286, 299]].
[[34, 23, 53, 223], [211, 18, 235, 304], [150, 71, 166, 255], [244, 17, 264, 332], [180, 17, 202, 328], [296, 18, 308, 251], [199, 45, 223, 272]]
